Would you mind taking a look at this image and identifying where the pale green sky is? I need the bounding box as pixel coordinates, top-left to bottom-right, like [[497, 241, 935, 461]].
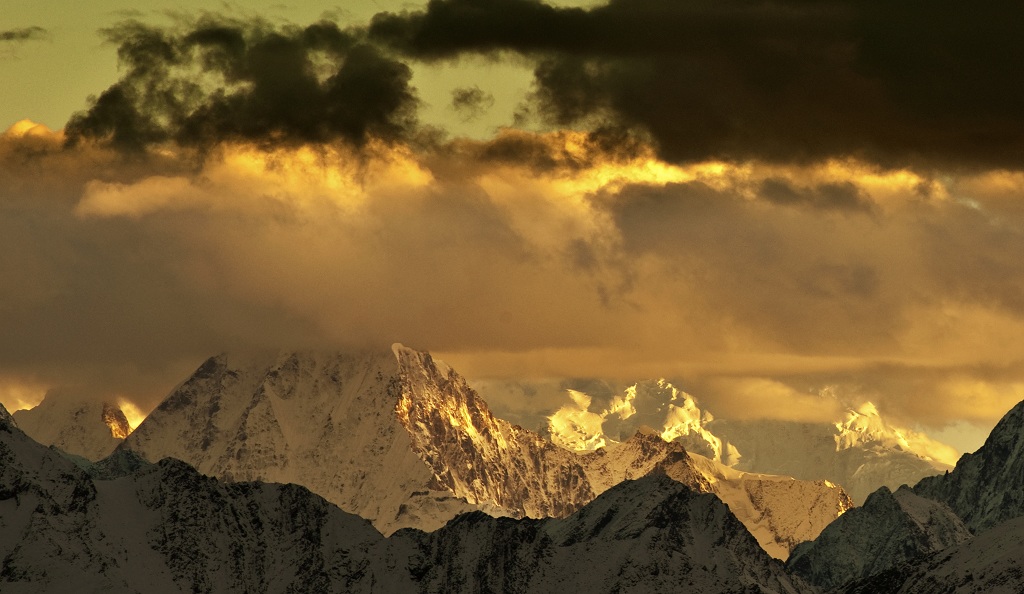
[[0, 0, 535, 137]]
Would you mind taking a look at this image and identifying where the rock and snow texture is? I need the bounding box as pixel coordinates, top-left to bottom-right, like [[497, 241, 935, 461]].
[[0, 406, 812, 594], [844, 516, 1024, 594], [120, 346, 847, 556], [392, 347, 594, 520], [545, 380, 954, 504], [786, 485, 972, 590], [120, 345, 598, 534], [579, 428, 852, 560], [120, 347, 506, 534], [914, 399, 1024, 533], [711, 405, 954, 504], [0, 402, 400, 593], [403, 474, 809, 594], [12, 393, 130, 461], [548, 379, 738, 463], [790, 398, 1024, 592]]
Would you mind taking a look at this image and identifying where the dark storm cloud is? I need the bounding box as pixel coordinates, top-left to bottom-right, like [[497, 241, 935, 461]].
[[65, 17, 417, 151], [370, 0, 1024, 169], [0, 27, 48, 43]]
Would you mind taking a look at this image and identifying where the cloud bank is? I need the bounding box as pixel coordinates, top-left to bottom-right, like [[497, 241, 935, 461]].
[[2, 10, 1023, 450]]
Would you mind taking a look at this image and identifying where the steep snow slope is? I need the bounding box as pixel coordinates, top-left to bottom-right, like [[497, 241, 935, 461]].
[[121, 346, 592, 534], [120, 347, 501, 534], [12, 394, 130, 460], [844, 516, 1024, 594], [688, 453, 854, 560], [1, 406, 813, 594], [914, 399, 1024, 532], [579, 427, 851, 559], [787, 485, 971, 590]]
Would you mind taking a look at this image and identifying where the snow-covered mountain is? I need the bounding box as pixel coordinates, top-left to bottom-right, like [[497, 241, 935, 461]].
[[578, 427, 852, 559], [844, 515, 1024, 594], [119, 345, 847, 556], [711, 404, 954, 503], [544, 380, 954, 504], [11, 393, 131, 461], [914, 399, 1024, 532], [786, 485, 971, 590], [120, 346, 525, 534], [405, 473, 809, 594], [0, 405, 813, 593], [786, 398, 1024, 592], [548, 379, 738, 462]]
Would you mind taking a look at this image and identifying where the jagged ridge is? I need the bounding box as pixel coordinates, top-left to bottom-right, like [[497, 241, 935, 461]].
[[914, 399, 1024, 532], [1, 406, 812, 593], [786, 485, 971, 590]]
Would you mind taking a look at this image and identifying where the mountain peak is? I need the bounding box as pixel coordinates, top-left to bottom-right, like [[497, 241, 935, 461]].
[[11, 394, 129, 461], [914, 398, 1024, 532], [788, 482, 971, 589]]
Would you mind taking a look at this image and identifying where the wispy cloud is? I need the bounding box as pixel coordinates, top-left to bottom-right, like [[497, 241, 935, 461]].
[[0, 26, 48, 43]]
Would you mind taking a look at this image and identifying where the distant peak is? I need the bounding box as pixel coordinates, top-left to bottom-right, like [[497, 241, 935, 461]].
[[101, 403, 132, 439]]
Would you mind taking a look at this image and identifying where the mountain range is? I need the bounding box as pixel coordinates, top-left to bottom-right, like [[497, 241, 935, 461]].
[[0, 405, 808, 593], [788, 399, 1024, 591], [109, 345, 848, 558], [11, 395, 130, 461], [543, 378, 955, 504], [4, 344, 1024, 592]]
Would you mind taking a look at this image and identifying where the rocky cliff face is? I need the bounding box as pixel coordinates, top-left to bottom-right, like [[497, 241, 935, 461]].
[[1, 405, 813, 594], [914, 399, 1024, 532], [843, 515, 1024, 594], [120, 345, 595, 534], [393, 347, 594, 519], [787, 485, 971, 590], [789, 398, 1024, 592]]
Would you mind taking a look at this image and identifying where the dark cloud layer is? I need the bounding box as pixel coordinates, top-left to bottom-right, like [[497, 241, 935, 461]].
[[371, 0, 1024, 169], [66, 17, 417, 151]]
